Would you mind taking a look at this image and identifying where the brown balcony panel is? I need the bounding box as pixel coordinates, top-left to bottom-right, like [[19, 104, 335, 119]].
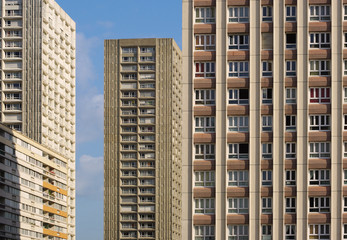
[[309, 104, 331, 114], [194, 106, 216, 116], [286, 0, 297, 4], [261, 78, 273, 88], [227, 51, 249, 61], [285, 77, 297, 87], [261, 23, 273, 33], [194, 0, 216, 7], [261, 160, 273, 170], [261, 105, 273, 115], [285, 214, 296, 224], [227, 133, 249, 143], [227, 214, 249, 225], [309, 77, 331, 87], [261, 0, 273, 4], [344, 105, 347, 114], [194, 24, 216, 34], [193, 215, 215, 225], [344, 77, 347, 87], [285, 159, 297, 169], [194, 187, 215, 198], [285, 132, 297, 142], [227, 187, 249, 197], [194, 79, 216, 89], [308, 132, 331, 142], [261, 187, 273, 197], [344, 49, 347, 59], [344, 186, 347, 196], [285, 22, 297, 33], [194, 160, 215, 171], [308, 213, 330, 224], [227, 78, 249, 88], [309, 22, 331, 32], [309, 0, 331, 4], [194, 51, 216, 61], [343, 158, 347, 168], [285, 187, 297, 197], [261, 50, 273, 60], [194, 133, 215, 143], [308, 186, 331, 196], [285, 50, 297, 60], [343, 213, 347, 223], [344, 22, 347, 32], [261, 214, 273, 224], [228, 0, 249, 5], [228, 23, 249, 33], [309, 159, 330, 169], [285, 105, 297, 115], [228, 105, 249, 115], [227, 160, 249, 170], [344, 0, 347, 3], [309, 49, 331, 60], [261, 132, 273, 142]]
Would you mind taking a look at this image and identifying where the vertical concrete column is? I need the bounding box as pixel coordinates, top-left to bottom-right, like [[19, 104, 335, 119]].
[[331, 0, 343, 238], [296, 0, 309, 238], [182, 0, 194, 239], [249, 0, 261, 239], [273, 0, 285, 238], [215, 0, 227, 239]]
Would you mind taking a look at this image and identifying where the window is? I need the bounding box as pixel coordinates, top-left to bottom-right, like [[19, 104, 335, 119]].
[[309, 142, 330, 158], [195, 62, 215, 78], [262, 198, 272, 214], [345, 33, 347, 48], [228, 225, 248, 240], [286, 6, 296, 22], [195, 117, 215, 132], [285, 197, 296, 213], [262, 33, 273, 50], [195, 172, 215, 187], [309, 115, 330, 131], [229, 35, 249, 50], [309, 197, 330, 213], [262, 88, 272, 104], [285, 115, 296, 132], [285, 225, 296, 240], [310, 170, 330, 185], [309, 88, 330, 103], [344, 170, 347, 185], [228, 198, 248, 214], [262, 225, 272, 240], [345, 115, 347, 130], [344, 88, 347, 103], [286, 61, 296, 76], [310, 60, 330, 76], [286, 170, 296, 186], [122, 47, 137, 53], [345, 5, 347, 21], [344, 198, 347, 212], [345, 143, 347, 158], [262, 143, 272, 159], [345, 61, 347, 75], [262, 170, 272, 186], [309, 224, 330, 239], [195, 7, 215, 23], [195, 144, 215, 160], [286, 143, 296, 159], [262, 116, 272, 132], [344, 224, 347, 239], [229, 89, 249, 105], [286, 88, 296, 104], [195, 226, 215, 240], [140, 47, 155, 53], [195, 90, 215, 105], [310, 33, 330, 48], [228, 171, 248, 187], [228, 144, 249, 159], [195, 35, 216, 51], [195, 198, 215, 214], [262, 61, 272, 77], [286, 34, 296, 49], [229, 62, 249, 77], [228, 116, 249, 132], [262, 6, 272, 22], [229, 7, 249, 23], [310, 5, 330, 21]]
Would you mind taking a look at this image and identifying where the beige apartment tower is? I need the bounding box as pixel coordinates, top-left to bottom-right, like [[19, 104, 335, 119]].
[[0, 0, 76, 239], [104, 38, 182, 240], [183, 0, 347, 239]]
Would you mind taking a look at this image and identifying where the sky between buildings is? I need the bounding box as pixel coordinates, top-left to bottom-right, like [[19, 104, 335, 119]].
[[55, 0, 182, 239]]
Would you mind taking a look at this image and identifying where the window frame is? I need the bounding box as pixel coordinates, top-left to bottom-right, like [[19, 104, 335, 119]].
[[286, 88, 296, 104], [285, 170, 296, 186], [195, 198, 215, 214], [286, 143, 296, 159], [228, 61, 249, 77], [285, 115, 296, 132], [286, 61, 296, 77], [262, 143, 273, 159], [228, 225, 249, 240], [285, 225, 296, 240], [309, 87, 330, 104], [195, 89, 216, 105], [309, 169, 330, 186], [262, 61, 273, 77], [229, 89, 249, 105], [285, 197, 296, 213], [309, 5, 331, 21], [194, 225, 215, 240], [195, 34, 216, 51], [309, 197, 330, 213], [195, 62, 216, 78], [286, 6, 296, 22], [262, 6, 273, 22], [309, 115, 330, 131], [309, 224, 330, 239], [195, 117, 215, 133], [195, 144, 215, 160], [195, 171, 215, 187], [262, 197, 272, 214], [195, 7, 215, 23], [228, 198, 249, 214], [310, 32, 330, 49], [262, 88, 273, 104], [229, 7, 249, 23], [228, 170, 249, 187], [228, 116, 249, 132], [229, 34, 249, 50], [309, 142, 330, 158], [310, 60, 331, 76], [262, 170, 272, 186], [262, 116, 273, 132], [228, 143, 249, 159]]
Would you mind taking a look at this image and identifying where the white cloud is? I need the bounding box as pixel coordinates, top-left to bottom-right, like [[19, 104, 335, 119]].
[[77, 155, 103, 197]]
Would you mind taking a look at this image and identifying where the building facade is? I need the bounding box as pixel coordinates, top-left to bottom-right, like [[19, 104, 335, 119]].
[[104, 38, 182, 240], [183, 0, 347, 239], [0, 124, 73, 240], [0, 0, 76, 239]]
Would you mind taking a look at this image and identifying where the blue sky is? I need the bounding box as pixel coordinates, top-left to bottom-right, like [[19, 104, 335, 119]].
[[55, 0, 182, 239]]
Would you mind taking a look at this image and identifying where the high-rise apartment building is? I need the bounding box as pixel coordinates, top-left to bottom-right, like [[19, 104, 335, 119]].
[[0, 124, 73, 239], [104, 38, 182, 240], [0, 0, 76, 239], [183, 0, 347, 239]]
